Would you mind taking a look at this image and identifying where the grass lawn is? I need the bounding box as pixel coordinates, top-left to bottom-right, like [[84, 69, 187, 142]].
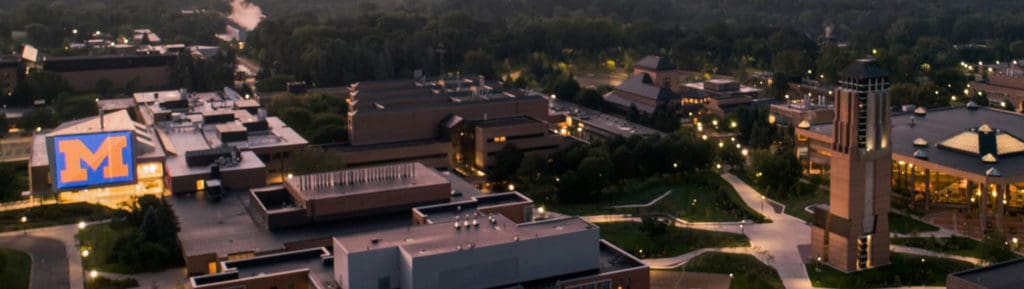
[[78, 223, 137, 273], [683, 252, 784, 289], [0, 248, 31, 289], [889, 212, 939, 234], [893, 236, 1018, 263], [807, 253, 975, 288], [736, 172, 826, 222], [554, 173, 768, 223], [552, 184, 670, 216], [775, 183, 827, 222], [0, 202, 125, 232], [599, 222, 749, 259]]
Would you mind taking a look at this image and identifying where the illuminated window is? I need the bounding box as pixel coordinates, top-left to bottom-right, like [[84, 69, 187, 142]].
[[493, 136, 507, 143], [196, 179, 205, 191]]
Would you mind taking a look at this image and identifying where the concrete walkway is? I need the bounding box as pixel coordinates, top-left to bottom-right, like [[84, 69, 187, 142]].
[[0, 235, 68, 289], [580, 215, 744, 234], [644, 247, 752, 270], [0, 223, 86, 289], [611, 190, 672, 209], [720, 172, 814, 289], [891, 245, 986, 266]]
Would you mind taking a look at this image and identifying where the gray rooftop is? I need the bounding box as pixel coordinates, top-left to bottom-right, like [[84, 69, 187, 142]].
[[635, 55, 676, 71], [335, 215, 596, 257], [613, 73, 679, 101], [951, 257, 1024, 289], [804, 106, 1024, 178], [170, 190, 412, 258]]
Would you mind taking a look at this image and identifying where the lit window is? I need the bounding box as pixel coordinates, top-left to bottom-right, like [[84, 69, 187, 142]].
[[493, 136, 507, 143]]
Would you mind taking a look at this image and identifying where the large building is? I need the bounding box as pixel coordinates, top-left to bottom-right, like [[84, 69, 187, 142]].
[[810, 59, 892, 272], [175, 161, 648, 289], [340, 77, 565, 172], [682, 79, 767, 116], [603, 55, 683, 114], [969, 63, 1024, 112], [798, 103, 1024, 239], [30, 54, 176, 91], [26, 88, 307, 204], [947, 257, 1024, 289], [174, 162, 536, 276]]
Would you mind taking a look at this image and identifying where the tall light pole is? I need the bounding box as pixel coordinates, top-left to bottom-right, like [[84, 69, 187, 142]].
[[761, 195, 766, 215]]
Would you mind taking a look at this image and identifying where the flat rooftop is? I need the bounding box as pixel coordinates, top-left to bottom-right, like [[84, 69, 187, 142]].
[[951, 257, 1024, 289], [171, 190, 413, 258], [336, 215, 596, 257], [802, 106, 1024, 178], [284, 162, 448, 201], [550, 98, 662, 137], [598, 240, 647, 273], [413, 192, 533, 224], [473, 116, 540, 128]]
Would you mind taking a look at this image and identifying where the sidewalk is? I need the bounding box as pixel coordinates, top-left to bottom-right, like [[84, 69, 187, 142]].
[[643, 247, 752, 270], [720, 172, 814, 289]]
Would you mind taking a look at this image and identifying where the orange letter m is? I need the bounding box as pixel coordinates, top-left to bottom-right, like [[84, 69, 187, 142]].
[[58, 136, 130, 183]]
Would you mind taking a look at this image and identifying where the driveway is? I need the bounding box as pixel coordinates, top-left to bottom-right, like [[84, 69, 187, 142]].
[[0, 235, 70, 289]]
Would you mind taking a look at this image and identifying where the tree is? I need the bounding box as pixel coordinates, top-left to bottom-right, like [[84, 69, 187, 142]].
[[0, 113, 7, 137], [287, 147, 347, 175], [17, 108, 59, 130], [489, 144, 524, 184], [55, 94, 99, 121], [15, 71, 73, 105], [256, 75, 296, 92]]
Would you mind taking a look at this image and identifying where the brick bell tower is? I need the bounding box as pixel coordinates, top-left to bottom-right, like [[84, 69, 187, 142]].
[[810, 59, 892, 272]]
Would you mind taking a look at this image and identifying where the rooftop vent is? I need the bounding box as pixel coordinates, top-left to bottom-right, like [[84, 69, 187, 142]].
[[913, 149, 928, 160], [913, 138, 928, 147], [986, 167, 1002, 177], [982, 153, 998, 163]]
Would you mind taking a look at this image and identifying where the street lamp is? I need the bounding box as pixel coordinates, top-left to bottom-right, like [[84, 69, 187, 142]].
[[761, 196, 766, 215], [740, 220, 745, 234], [89, 270, 98, 279], [81, 249, 90, 258], [78, 221, 87, 230]]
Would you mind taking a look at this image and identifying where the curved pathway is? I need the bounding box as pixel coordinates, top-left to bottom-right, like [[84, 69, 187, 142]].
[[0, 223, 95, 289], [644, 247, 753, 270], [720, 172, 814, 289], [0, 235, 70, 289]]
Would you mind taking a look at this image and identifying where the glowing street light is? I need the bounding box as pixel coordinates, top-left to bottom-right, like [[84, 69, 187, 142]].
[[78, 221, 87, 230], [90, 270, 98, 279], [81, 249, 90, 258]]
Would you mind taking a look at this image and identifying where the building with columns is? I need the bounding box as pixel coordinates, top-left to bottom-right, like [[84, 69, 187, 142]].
[[798, 102, 1024, 239], [809, 59, 893, 272]]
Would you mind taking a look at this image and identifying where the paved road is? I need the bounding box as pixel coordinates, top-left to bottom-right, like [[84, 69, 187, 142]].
[[0, 223, 90, 289], [720, 172, 814, 289], [0, 235, 70, 289]]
